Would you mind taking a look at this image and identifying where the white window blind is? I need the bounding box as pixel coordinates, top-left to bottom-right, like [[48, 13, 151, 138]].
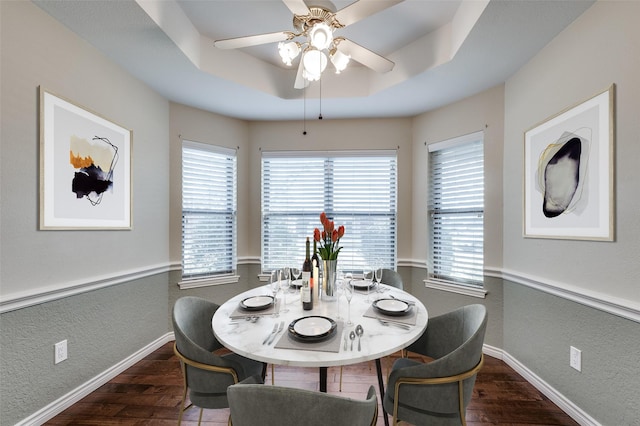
[[262, 151, 397, 273], [428, 132, 484, 285], [182, 141, 237, 279]]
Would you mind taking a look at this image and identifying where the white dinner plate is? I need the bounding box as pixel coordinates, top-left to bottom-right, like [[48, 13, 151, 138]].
[[350, 279, 374, 290], [240, 295, 274, 311], [372, 298, 411, 316], [288, 316, 337, 341]]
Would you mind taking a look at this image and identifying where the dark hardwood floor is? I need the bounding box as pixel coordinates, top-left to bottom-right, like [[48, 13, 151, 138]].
[[46, 342, 579, 425]]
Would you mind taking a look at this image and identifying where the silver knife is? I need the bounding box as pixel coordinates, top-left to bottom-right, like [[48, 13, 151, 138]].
[[268, 321, 284, 345], [262, 323, 278, 345]]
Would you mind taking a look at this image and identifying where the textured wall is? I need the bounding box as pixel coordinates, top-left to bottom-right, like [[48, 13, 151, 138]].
[[503, 1, 640, 303], [0, 274, 169, 425], [504, 282, 640, 424], [502, 2, 640, 424], [0, 2, 171, 423], [0, 0, 170, 300]]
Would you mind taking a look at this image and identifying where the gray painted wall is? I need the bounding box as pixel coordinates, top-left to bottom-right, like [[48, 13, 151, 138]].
[[1, 2, 170, 424], [503, 1, 640, 305], [502, 2, 640, 424], [504, 282, 640, 425], [0, 275, 168, 425]]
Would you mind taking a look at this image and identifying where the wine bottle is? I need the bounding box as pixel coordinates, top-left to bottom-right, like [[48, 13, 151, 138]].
[[302, 237, 313, 310], [311, 238, 321, 299]]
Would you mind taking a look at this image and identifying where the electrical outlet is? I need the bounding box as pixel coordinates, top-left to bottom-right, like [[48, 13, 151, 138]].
[[570, 346, 581, 372], [54, 340, 68, 364]]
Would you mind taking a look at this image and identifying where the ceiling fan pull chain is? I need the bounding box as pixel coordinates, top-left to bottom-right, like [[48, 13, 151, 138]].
[[303, 84, 307, 135], [319, 74, 323, 120]]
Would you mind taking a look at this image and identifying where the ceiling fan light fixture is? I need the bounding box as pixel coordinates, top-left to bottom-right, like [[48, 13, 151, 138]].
[[278, 41, 300, 66], [308, 23, 333, 50], [302, 49, 328, 80], [330, 49, 350, 73]]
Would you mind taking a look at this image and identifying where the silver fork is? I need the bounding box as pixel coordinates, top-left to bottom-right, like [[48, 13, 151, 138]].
[[268, 321, 285, 345], [262, 323, 278, 345], [378, 318, 411, 330]]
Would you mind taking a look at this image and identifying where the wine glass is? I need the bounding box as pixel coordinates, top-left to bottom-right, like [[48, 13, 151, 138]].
[[363, 265, 373, 302], [270, 270, 280, 317], [290, 267, 301, 292], [344, 279, 354, 326], [374, 265, 383, 293], [280, 267, 290, 313], [335, 272, 344, 320]]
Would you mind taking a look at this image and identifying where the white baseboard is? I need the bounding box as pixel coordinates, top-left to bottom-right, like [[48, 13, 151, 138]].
[[500, 349, 601, 426], [482, 343, 503, 360], [17, 333, 175, 426]]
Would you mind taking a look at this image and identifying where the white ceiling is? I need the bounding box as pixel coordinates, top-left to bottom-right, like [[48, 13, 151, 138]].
[[34, 0, 594, 121]]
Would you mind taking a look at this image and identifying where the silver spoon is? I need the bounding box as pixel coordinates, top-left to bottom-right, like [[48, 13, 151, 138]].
[[355, 324, 364, 351], [349, 331, 356, 351]]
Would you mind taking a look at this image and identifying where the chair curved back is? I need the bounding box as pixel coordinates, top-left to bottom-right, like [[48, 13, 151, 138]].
[[173, 296, 260, 411], [384, 304, 487, 425], [228, 383, 378, 426], [377, 268, 403, 290]]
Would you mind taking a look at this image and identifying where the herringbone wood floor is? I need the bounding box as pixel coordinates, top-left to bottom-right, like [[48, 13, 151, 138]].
[[45, 342, 579, 425]]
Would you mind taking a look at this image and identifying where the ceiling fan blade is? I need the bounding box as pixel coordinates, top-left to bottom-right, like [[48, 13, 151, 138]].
[[282, 0, 310, 16], [214, 31, 294, 49], [337, 38, 394, 73], [335, 0, 404, 27], [294, 58, 309, 89]]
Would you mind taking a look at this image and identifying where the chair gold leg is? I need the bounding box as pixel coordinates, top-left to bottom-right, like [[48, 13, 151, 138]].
[[339, 366, 343, 391], [198, 407, 204, 425], [271, 364, 275, 385], [458, 379, 466, 426]]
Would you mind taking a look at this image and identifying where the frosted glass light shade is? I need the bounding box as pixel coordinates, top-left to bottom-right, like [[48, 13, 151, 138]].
[[302, 49, 328, 81], [330, 49, 350, 73], [309, 23, 333, 50], [278, 41, 300, 66]]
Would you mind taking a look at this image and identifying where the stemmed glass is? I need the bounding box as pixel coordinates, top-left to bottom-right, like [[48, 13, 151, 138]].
[[280, 267, 290, 313], [363, 265, 373, 302], [344, 278, 354, 326], [290, 267, 301, 292], [374, 265, 383, 294], [335, 272, 344, 320], [270, 270, 280, 317]]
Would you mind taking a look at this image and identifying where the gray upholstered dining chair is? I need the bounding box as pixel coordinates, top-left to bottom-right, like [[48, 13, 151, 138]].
[[172, 296, 265, 425], [383, 304, 487, 426], [376, 268, 403, 290], [227, 382, 378, 426]]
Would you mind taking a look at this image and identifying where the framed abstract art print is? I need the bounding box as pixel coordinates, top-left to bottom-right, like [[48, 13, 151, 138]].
[[524, 84, 615, 241], [39, 88, 132, 230]]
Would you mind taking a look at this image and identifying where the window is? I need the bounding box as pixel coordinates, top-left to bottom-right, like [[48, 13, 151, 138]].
[[262, 151, 397, 273], [428, 131, 484, 287], [181, 141, 237, 282]]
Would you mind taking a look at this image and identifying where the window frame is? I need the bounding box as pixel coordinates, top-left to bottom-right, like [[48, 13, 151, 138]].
[[426, 131, 486, 297], [261, 150, 398, 276], [180, 140, 238, 289]]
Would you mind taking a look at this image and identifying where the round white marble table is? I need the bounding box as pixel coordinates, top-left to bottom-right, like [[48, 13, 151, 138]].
[[212, 283, 428, 425]]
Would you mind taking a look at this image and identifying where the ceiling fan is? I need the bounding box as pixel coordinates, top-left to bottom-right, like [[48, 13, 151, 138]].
[[213, 0, 403, 89]]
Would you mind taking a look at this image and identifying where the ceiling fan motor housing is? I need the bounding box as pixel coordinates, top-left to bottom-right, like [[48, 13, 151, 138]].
[[293, 6, 343, 35]]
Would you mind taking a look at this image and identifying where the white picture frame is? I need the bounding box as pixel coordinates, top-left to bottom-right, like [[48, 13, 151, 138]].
[[40, 88, 132, 230], [523, 85, 615, 241]]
